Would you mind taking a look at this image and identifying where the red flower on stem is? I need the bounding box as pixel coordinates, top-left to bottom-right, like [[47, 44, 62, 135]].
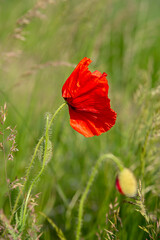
[[62, 57, 117, 137]]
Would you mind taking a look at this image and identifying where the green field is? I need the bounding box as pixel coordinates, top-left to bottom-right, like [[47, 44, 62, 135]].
[[0, 0, 160, 239]]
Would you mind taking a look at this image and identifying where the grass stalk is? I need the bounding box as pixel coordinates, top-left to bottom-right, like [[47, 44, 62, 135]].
[[40, 212, 67, 240], [140, 128, 150, 181]]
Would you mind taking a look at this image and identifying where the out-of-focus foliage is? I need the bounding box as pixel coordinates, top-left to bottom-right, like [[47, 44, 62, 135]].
[[0, 0, 160, 239]]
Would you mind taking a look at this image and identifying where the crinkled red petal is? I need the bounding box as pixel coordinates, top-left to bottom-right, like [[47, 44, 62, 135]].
[[62, 57, 117, 137], [62, 57, 92, 99], [68, 105, 116, 137]]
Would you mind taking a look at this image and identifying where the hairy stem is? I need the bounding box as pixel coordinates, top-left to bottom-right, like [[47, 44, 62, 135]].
[[10, 102, 66, 224], [48, 102, 67, 129], [76, 153, 124, 240], [21, 114, 50, 230], [10, 136, 44, 223]]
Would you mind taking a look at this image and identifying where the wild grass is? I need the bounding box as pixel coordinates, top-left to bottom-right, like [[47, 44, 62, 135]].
[[0, 0, 160, 239]]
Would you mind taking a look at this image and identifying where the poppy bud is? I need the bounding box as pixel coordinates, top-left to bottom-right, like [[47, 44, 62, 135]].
[[116, 168, 137, 197]]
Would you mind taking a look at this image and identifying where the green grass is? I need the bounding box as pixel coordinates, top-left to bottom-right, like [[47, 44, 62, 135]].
[[0, 0, 160, 239]]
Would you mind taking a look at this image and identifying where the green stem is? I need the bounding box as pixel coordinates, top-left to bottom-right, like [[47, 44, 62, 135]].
[[10, 102, 66, 224], [21, 115, 50, 230], [76, 153, 124, 240], [48, 102, 67, 129], [10, 136, 44, 223], [40, 212, 67, 240], [21, 102, 66, 230]]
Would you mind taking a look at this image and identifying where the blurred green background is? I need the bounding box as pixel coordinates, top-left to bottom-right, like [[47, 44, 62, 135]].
[[0, 0, 160, 239]]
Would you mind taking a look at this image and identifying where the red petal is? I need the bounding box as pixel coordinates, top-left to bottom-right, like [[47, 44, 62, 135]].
[[68, 105, 117, 137], [62, 57, 117, 137], [116, 177, 124, 195], [62, 57, 92, 98], [68, 72, 109, 113]]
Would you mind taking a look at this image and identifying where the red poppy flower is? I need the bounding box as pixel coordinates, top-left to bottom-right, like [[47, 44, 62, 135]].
[[62, 57, 117, 137]]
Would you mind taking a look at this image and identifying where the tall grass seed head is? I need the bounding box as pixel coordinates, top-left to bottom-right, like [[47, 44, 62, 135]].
[[116, 168, 137, 197]]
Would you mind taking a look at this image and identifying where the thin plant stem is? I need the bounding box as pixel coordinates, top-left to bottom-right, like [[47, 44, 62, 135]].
[[10, 136, 44, 223], [10, 102, 66, 224], [75, 153, 124, 240], [140, 127, 151, 181], [21, 114, 50, 230], [21, 102, 66, 230], [65, 189, 81, 230], [40, 212, 67, 240], [24, 136, 44, 188], [48, 102, 67, 129]]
